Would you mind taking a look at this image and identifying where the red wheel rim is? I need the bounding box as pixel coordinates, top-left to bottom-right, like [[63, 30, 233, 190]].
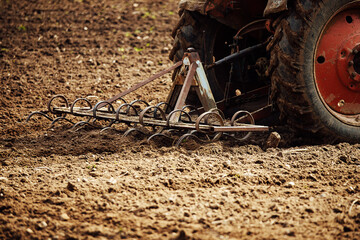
[[315, 3, 360, 126]]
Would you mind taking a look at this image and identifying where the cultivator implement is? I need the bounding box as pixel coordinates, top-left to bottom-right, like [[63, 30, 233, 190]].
[[27, 50, 270, 147]]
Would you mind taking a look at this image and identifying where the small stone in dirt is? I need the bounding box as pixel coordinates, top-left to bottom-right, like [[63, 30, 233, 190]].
[[133, 72, 141, 77], [0, 177, 8, 182], [264, 132, 281, 149], [285, 182, 295, 188], [89, 171, 99, 177], [107, 177, 117, 185], [146, 60, 154, 66], [38, 221, 47, 229], [161, 47, 169, 53], [209, 204, 219, 210], [60, 213, 70, 221], [26, 228, 34, 234]]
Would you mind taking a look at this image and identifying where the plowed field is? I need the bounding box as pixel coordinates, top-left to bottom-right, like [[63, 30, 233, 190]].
[[1, 0, 359, 239]]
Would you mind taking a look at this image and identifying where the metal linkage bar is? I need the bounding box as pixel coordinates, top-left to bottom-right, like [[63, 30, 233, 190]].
[[51, 106, 269, 133]]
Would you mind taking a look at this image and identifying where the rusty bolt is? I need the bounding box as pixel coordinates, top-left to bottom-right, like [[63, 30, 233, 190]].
[[351, 72, 357, 79], [338, 100, 345, 107], [353, 49, 359, 55]]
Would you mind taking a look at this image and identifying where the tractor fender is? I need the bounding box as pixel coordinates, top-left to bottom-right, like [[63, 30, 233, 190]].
[[263, 0, 288, 16]]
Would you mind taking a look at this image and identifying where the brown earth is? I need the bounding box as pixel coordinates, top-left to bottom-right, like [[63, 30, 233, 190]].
[[1, 0, 360, 239]]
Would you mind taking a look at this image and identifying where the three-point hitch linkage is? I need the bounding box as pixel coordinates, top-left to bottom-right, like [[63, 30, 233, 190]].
[[27, 49, 271, 147]]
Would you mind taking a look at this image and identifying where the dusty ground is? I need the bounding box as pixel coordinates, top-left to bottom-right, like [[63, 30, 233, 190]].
[[1, 0, 360, 239]]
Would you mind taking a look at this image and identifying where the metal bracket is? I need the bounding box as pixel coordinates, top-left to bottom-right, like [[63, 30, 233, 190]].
[[168, 51, 217, 122]]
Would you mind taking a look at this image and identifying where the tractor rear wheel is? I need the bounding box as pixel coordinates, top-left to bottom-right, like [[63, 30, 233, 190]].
[[269, 0, 360, 142]]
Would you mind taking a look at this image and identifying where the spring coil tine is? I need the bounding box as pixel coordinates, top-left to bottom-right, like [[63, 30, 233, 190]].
[[115, 103, 130, 121], [115, 103, 137, 127], [26, 111, 53, 122], [126, 104, 139, 116], [154, 102, 170, 118], [123, 128, 148, 137], [230, 110, 255, 141], [175, 130, 223, 147], [181, 105, 200, 116], [208, 108, 225, 120], [100, 126, 120, 134], [139, 106, 166, 127], [175, 131, 207, 148], [93, 101, 115, 118], [127, 99, 149, 113], [49, 117, 75, 128], [70, 121, 90, 130], [116, 103, 140, 116], [195, 111, 224, 134], [70, 98, 93, 115], [166, 109, 192, 128], [115, 97, 127, 105], [71, 121, 98, 132], [47, 95, 69, 116], [147, 132, 173, 144]]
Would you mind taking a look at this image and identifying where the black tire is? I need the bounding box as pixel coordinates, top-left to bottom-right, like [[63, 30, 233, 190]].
[[269, 0, 360, 142], [169, 10, 236, 102]]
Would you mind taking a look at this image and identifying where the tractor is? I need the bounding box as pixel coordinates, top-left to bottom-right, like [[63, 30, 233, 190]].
[[169, 0, 360, 141]]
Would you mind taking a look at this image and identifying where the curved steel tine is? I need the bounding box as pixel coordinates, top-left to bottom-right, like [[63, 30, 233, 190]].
[[175, 132, 202, 148], [100, 126, 121, 134], [125, 104, 139, 116], [49, 117, 75, 128], [195, 110, 224, 135], [154, 102, 170, 118], [114, 97, 127, 105], [182, 105, 200, 116], [175, 130, 222, 147], [115, 103, 130, 121], [123, 127, 148, 137], [127, 99, 149, 114], [70, 121, 97, 131], [129, 99, 149, 107], [147, 132, 174, 144], [47, 95, 69, 116], [26, 111, 53, 122], [70, 98, 93, 114], [230, 110, 255, 141], [93, 101, 115, 118], [222, 133, 249, 142], [139, 106, 166, 126], [208, 108, 225, 119], [166, 109, 192, 127]]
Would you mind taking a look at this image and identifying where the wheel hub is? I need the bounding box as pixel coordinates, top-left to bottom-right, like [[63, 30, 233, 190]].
[[315, 7, 360, 115]]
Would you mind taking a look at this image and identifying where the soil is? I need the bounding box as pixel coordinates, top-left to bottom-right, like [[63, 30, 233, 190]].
[[0, 0, 360, 239]]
